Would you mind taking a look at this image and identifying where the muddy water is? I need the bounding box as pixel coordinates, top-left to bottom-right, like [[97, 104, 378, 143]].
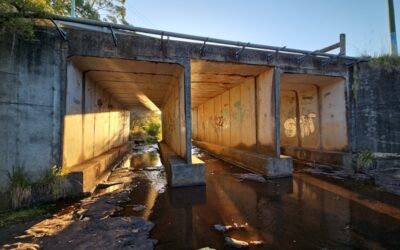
[[118, 149, 400, 250]]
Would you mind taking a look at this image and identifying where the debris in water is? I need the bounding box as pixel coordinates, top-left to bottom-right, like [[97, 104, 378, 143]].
[[131, 204, 146, 212], [225, 237, 249, 248], [96, 182, 123, 189], [249, 240, 264, 246], [234, 173, 266, 183], [214, 224, 233, 232], [214, 223, 247, 232]]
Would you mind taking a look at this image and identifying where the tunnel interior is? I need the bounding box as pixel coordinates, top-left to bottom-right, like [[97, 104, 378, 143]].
[[191, 60, 349, 172], [63, 56, 186, 174], [191, 60, 279, 157]]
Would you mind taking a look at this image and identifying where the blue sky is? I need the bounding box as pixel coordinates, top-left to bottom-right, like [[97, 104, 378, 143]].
[[124, 1, 400, 56]]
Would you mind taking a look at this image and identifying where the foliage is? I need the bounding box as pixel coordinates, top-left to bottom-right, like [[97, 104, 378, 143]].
[[7, 166, 32, 209], [143, 121, 161, 138], [0, 0, 128, 40], [142, 119, 161, 144], [33, 166, 70, 201], [6, 165, 70, 209], [368, 54, 400, 72], [355, 150, 376, 172], [130, 111, 162, 144]]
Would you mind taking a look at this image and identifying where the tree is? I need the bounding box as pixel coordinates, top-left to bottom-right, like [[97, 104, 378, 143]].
[[0, 0, 128, 40]]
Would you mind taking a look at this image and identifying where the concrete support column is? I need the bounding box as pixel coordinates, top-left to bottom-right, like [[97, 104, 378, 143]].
[[183, 62, 192, 164], [273, 67, 281, 158]]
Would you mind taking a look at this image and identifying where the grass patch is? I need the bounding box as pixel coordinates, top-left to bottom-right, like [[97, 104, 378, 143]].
[[5, 166, 71, 209], [368, 54, 400, 72], [0, 205, 53, 228], [354, 150, 376, 172]]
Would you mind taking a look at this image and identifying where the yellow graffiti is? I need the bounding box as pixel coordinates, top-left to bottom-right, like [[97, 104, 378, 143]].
[[283, 113, 317, 138]]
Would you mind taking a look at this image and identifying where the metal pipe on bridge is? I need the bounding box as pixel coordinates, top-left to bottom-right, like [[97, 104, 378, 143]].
[[28, 14, 359, 61]]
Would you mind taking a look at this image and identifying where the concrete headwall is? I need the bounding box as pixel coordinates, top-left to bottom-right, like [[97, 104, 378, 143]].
[[351, 62, 400, 153], [63, 62, 130, 169], [0, 31, 64, 185]]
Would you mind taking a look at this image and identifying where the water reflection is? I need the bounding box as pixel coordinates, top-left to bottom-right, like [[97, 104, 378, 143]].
[[120, 150, 400, 250]]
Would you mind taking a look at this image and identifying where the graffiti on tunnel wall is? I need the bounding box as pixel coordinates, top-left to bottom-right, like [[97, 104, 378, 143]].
[[283, 112, 317, 138]]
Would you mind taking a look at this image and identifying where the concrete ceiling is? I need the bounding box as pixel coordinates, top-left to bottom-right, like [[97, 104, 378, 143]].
[[191, 60, 270, 107], [70, 56, 182, 111], [281, 73, 344, 91]]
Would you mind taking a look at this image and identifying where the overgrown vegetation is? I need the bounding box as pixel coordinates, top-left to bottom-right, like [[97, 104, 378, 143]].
[[6, 165, 70, 209], [354, 150, 376, 172], [130, 111, 162, 144], [0, 0, 128, 40], [143, 120, 161, 144], [7, 166, 32, 209], [368, 54, 400, 72]]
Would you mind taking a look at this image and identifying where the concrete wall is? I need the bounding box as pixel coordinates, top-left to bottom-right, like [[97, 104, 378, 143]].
[[63, 62, 130, 169], [162, 71, 187, 158], [351, 63, 400, 153], [192, 69, 275, 155], [0, 32, 63, 186], [280, 76, 348, 152]]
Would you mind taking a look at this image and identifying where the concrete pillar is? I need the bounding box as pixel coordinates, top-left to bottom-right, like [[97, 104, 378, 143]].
[[273, 67, 281, 158], [183, 62, 192, 164]]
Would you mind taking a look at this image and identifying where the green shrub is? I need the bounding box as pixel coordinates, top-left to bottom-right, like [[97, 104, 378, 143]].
[[6, 165, 70, 209], [142, 120, 161, 144], [7, 166, 32, 209], [32, 166, 69, 202], [355, 150, 376, 172]]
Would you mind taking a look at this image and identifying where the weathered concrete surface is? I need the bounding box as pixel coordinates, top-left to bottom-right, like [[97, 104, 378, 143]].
[[282, 146, 351, 167], [194, 140, 293, 178], [351, 62, 400, 154], [159, 142, 205, 187], [67, 143, 131, 194], [0, 29, 65, 186], [63, 60, 130, 169]]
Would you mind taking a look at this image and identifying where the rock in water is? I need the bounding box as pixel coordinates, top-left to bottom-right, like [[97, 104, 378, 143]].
[[249, 240, 264, 246], [131, 204, 146, 212], [234, 173, 266, 183], [225, 237, 249, 248], [214, 224, 233, 232]]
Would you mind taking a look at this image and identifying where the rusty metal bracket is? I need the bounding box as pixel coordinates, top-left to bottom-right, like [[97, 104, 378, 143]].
[[297, 50, 318, 64], [322, 55, 339, 66], [235, 42, 249, 59], [109, 23, 117, 46], [50, 18, 67, 41], [199, 37, 208, 56], [267, 46, 286, 63]]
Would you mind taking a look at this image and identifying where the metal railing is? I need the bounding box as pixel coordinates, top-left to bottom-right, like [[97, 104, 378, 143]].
[[6, 13, 360, 62]]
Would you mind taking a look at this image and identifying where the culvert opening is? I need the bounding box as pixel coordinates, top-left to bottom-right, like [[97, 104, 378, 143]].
[[280, 73, 348, 166], [190, 60, 293, 176], [63, 56, 185, 192]]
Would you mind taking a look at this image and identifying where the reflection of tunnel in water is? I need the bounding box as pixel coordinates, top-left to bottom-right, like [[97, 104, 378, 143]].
[[117, 149, 400, 250]]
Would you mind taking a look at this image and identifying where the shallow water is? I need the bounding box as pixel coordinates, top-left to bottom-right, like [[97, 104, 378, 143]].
[[118, 149, 400, 250]]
